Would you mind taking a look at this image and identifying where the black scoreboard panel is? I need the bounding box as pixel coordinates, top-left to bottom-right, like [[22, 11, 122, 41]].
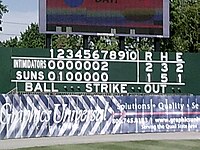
[[0, 48, 200, 95]]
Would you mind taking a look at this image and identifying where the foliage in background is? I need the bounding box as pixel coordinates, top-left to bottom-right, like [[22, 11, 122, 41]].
[[1, 23, 45, 48], [0, 0, 8, 18], [125, 37, 154, 51], [52, 34, 83, 50], [18, 23, 46, 48], [161, 0, 200, 52], [0, 0, 8, 31], [89, 36, 118, 51], [1, 0, 199, 52]]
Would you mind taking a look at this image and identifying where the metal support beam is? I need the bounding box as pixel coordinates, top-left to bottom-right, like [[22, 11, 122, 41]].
[[45, 34, 52, 49], [119, 36, 125, 51], [83, 35, 89, 49], [154, 38, 161, 52]]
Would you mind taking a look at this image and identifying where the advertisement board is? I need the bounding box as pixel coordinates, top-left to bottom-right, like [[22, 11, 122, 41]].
[[39, 0, 169, 37], [0, 94, 200, 140]]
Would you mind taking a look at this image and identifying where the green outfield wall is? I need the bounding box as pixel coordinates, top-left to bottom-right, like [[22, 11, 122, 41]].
[[0, 47, 200, 95]]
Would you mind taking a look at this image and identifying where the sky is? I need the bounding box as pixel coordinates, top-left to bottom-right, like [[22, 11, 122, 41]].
[[0, 0, 38, 41]]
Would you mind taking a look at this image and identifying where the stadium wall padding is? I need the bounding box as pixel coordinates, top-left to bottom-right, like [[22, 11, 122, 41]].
[[0, 94, 200, 140]]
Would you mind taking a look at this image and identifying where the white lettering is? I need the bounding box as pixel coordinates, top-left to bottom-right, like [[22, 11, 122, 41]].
[[145, 52, 152, 61], [176, 52, 183, 62], [160, 52, 168, 61]]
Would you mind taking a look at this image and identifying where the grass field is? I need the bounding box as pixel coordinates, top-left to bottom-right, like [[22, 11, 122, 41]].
[[16, 140, 200, 150]]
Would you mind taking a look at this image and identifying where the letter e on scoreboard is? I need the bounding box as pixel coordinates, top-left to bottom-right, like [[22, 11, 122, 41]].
[[176, 53, 183, 62]]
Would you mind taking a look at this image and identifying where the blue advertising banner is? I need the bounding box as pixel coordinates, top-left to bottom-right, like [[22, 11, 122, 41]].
[[0, 94, 200, 140]]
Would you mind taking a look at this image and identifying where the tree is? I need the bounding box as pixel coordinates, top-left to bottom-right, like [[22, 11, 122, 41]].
[[161, 0, 200, 52], [18, 23, 46, 48], [2, 23, 46, 48], [125, 37, 154, 51], [0, 0, 8, 31], [89, 36, 118, 51], [52, 34, 82, 50], [0, 0, 8, 18], [1, 37, 19, 47]]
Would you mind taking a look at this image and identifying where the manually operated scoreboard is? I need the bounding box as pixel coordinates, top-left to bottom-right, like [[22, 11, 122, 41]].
[[0, 48, 199, 95], [11, 49, 184, 94]]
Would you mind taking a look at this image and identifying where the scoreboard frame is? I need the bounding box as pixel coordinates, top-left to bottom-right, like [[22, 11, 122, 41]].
[[39, 0, 170, 38]]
